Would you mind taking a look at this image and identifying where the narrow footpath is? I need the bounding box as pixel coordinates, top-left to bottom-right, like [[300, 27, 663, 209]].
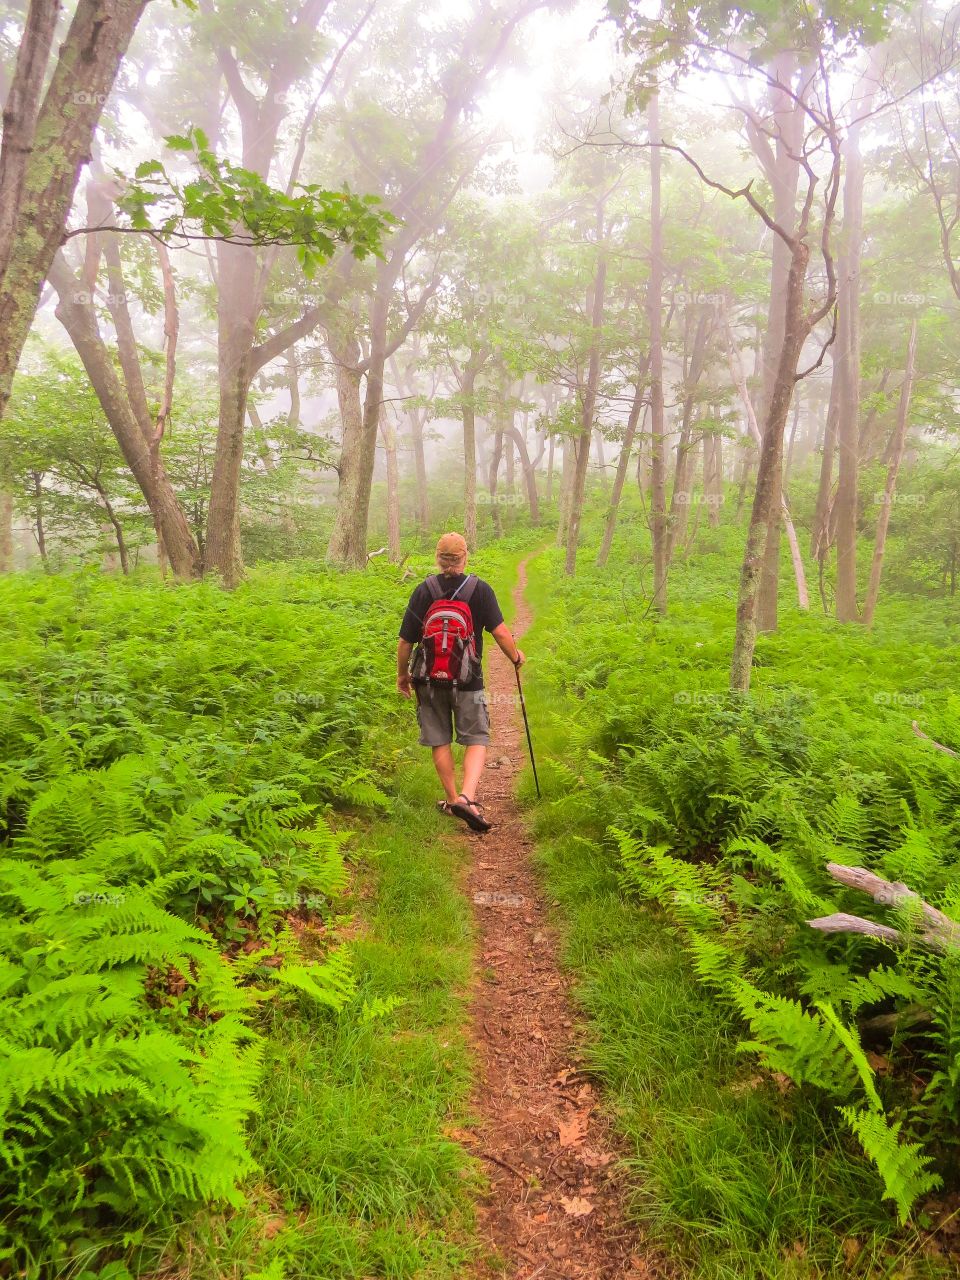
[[460, 556, 663, 1280]]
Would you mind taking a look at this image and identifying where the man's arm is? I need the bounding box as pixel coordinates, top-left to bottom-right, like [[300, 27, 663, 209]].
[[491, 622, 525, 667], [397, 639, 414, 697]]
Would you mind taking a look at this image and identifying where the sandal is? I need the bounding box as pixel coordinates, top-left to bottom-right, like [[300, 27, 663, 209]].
[[437, 800, 454, 815], [449, 793, 493, 833]]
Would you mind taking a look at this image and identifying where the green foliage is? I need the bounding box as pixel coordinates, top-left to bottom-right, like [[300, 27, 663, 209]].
[[527, 520, 960, 1229], [119, 128, 394, 275], [0, 563, 411, 1270]]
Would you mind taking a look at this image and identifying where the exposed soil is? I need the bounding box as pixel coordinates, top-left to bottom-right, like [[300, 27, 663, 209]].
[[455, 556, 667, 1280]]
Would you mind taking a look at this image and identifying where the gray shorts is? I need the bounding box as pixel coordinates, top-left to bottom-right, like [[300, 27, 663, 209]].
[[415, 684, 491, 747]]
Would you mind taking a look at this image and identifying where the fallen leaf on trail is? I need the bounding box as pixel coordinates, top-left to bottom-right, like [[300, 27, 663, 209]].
[[580, 1147, 613, 1169], [557, 1112, 589, 1147], [560, 1195, 595, 1217]]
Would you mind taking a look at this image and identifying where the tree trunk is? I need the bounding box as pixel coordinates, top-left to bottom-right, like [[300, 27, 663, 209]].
[[31, 471, 47, 568], [0, 490, 13, 570], [379, 408, 401, 561], [755, 52, 804, 633], [410, 405, 429, 536], [862, 319, 917, 627], [48, 254, 202, 578], [546, 434, 555, 502], [705, 433, 724, 526], [204, 239, 257, 585], [648, 93, 668, 611], [666, 310, 710, 563], [0, 0, 149, 420], [833, 125, 866, 623], [598, 379, 646, 567], [488, 427, 504, 540], [730, 242, 809, 692], [505, 424, 540, 525], [564, 206, 607, 576], [328, 279, 391, 567], [812, 351, 841, 558]]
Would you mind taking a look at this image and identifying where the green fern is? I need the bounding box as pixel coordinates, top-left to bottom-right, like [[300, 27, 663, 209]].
[[839, 1105, 942, 1223]]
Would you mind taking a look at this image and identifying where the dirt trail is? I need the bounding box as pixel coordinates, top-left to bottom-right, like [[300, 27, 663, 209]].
[[460, 556, 662, 1280]]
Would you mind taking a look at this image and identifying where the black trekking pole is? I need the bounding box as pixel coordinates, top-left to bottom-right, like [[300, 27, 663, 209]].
[[513, 662, 541, 799]]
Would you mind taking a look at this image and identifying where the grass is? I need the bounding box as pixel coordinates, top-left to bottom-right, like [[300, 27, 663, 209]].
[[516, 537, 955, 1280]]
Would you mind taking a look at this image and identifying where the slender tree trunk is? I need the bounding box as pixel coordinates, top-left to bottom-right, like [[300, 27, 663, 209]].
[[834, 136, 866, 622], [546, 434, 555, 502], [410, 406, 429, 535], [0, 490, 13, 570], [594, 430, 609, 492], [724, 306, 808, 612], [731, 242, 810, 692], [204, 239, 257, 585], [379, 408, 401, 561], [565, 205, 607, 576], [31, 471, 47, 568], [784, 388, 801, 481], [96, 485, 129, 574], [862, 319, 917, 627], [812, 352, 841, 558], [488, 427, 504, 540], [505, 424, 540, 525], [704, 432, 724, 527], [598, 380, 646, 567], [460, 354, 484, 549], [666, 310, 710, 563], [755, 53, 804, 633], [648, 93, 668, 610]]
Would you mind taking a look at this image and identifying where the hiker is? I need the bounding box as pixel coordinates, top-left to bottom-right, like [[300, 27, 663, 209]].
[[397, 532, 525, 833]]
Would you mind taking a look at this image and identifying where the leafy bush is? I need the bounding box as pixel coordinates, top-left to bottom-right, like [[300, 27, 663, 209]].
[[528, 536, 960, 1224], [0, 563, 413, 1270]]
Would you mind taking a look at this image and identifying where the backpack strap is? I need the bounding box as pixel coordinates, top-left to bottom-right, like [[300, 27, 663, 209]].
[[454, 574, 479, 605], [424, 574, 445, 601]]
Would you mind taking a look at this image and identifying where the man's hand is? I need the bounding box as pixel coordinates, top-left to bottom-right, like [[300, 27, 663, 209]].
[[513, 649, 526, 668], [397, 673, 413, 699]]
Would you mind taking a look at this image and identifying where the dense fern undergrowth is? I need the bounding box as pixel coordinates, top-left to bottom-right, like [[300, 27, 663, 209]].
[[523, 515, 960, 1276], [0, 545, 520, 1278]]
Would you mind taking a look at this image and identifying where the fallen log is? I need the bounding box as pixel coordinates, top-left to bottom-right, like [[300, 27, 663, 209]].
[[807, 862, 960, 952]]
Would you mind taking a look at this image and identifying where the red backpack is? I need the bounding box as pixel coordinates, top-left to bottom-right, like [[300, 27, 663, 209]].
[[410, 574, 480, 687]]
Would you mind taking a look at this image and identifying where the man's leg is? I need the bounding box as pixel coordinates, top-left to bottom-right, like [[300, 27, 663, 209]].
[[461, 744, 487, 801], [432, 745, 459, 804]]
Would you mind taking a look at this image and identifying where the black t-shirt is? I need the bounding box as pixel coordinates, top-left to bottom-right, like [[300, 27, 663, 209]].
[[399, 573, 504, 692]]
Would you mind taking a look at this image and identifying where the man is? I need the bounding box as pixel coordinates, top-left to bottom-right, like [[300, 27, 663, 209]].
[[397, 532, 525, 832]]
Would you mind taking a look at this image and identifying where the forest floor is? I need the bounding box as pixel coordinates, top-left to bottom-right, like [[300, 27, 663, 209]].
[[456, 556, 665, 1280]]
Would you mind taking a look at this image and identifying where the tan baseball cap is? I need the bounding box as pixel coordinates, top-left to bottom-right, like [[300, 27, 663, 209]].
[[436, 532, 468, 567]]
